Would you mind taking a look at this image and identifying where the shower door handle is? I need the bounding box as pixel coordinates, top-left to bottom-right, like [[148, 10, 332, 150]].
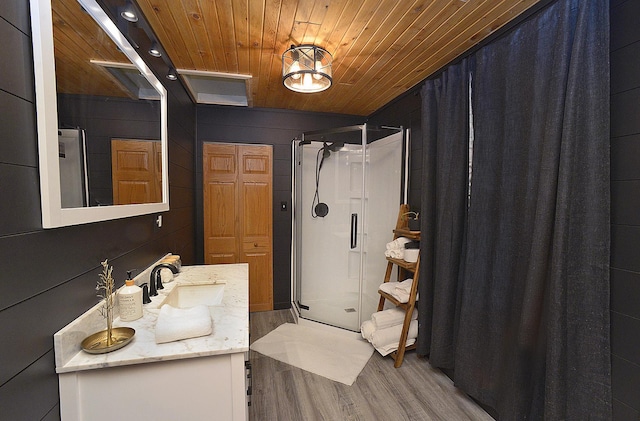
[[350, 213, 357, 249]]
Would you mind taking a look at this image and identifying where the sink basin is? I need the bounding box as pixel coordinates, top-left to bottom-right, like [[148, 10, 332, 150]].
[[163, 283, 225, 308]]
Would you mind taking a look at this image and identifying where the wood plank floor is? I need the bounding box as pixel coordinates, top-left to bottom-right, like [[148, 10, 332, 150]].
[[249, 310, 494, 421]]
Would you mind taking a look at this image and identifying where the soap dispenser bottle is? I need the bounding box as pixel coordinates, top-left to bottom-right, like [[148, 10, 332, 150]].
[[119, 271, 143, 321]]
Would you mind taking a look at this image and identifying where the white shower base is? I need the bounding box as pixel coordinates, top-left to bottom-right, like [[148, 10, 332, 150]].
[[290, 298, 363, 340]]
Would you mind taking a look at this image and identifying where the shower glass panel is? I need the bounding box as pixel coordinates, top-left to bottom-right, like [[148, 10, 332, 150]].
[[292, 124, 405, 331]]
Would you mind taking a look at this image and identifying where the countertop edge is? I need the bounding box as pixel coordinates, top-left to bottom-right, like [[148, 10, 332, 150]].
[[54, 263, 249, 373]]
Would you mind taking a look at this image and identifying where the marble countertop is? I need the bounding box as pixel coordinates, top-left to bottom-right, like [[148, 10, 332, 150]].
[[54, 263, 249, 374]]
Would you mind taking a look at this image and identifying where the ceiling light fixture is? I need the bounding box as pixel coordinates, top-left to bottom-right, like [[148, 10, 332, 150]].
[[166, 68, 178, 81], [148, 41, 161, 57], [282, 45, 332, 93], [120, 1, 138, 22]]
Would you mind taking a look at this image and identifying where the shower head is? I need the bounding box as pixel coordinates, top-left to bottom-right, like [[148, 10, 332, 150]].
[[327, 141, 344, 152]]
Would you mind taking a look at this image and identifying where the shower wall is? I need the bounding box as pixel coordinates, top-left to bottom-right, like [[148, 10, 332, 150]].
[[293, 125, 405, 331]]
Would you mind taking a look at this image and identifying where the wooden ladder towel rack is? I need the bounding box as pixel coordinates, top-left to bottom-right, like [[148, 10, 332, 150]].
[[377, 204, 420, 368]]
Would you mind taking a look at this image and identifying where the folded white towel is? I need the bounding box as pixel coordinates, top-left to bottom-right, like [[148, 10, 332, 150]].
[[371, 307, 418, 330], [379, 282, 413, 303], [379, 281, 399, 295], [375, 338, 416, 356], [360, 320, 376, 341], [155, 304, 212, 344], [379, 279, 418, 303], [395, 278, 413, 294], [371, 319, 418, 349]]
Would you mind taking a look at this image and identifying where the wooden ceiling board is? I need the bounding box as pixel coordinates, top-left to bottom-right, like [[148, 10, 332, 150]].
[[326, 0, 457, 113], [52, 0, 544, 115], [366, 0, 543, 115], [53, 0, 130, 97]]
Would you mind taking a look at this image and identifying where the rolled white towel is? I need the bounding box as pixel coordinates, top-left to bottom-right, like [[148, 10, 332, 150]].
[[384, 249, 404, 259], [371, 319, 418, 349], [155, 304, 212, 344], [375, 338, 416, 357], [388, 237, 411, 250], [372, 308, 418, 330], [360, 320, 376, 341]]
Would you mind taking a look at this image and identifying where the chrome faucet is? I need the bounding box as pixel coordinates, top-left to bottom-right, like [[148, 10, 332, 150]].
[[149, 263, 179, 296]]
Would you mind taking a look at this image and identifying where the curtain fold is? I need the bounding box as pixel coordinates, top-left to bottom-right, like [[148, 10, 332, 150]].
[[417, 59, 470, 369], [418, 0, 610, 419], [454, 0, 610, 419]]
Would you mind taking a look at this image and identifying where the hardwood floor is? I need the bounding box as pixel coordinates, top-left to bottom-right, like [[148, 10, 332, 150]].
[[249, 310, 494, 421]]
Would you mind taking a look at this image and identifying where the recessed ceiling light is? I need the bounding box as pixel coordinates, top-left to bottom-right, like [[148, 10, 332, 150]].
[[166, 68, 178, 81], [148, 41, 161, 57], [120, 1, 138, 22]]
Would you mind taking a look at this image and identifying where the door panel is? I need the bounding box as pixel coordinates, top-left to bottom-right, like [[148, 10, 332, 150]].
[[111, 139, 160, 205], [203, 143, 273, 312], [238, 145, 272, 312], [204, 181, 238, 263]]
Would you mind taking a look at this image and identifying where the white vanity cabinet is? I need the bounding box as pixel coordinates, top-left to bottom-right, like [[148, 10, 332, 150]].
[[58, 352, 248, 421], [54, 264, 250, 421]]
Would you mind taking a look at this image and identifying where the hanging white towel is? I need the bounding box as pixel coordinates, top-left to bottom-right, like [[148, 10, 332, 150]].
[[155, 304, 212, 344], [371, 307, 418, 330], [371, 319, 418, 349]]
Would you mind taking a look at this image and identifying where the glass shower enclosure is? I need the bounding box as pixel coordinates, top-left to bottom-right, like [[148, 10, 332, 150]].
[[292, 124, 407, 331]]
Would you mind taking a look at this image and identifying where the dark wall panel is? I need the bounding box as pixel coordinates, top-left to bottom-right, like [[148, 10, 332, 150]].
[[610, 0, 640, 418], [611, 134, 640, 180], [611, 0, 640, 50], [0, 89, 38, 166], [0, 1, 197, 419], [0, 0, 30, 32], [196, 105, 362, 309], [0, 15, 33, 101]]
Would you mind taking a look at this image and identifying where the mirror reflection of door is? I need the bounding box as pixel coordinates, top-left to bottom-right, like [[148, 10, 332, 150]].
[[111, 139, 162, 205]]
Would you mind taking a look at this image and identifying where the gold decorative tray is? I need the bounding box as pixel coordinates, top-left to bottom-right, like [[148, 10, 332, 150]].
[[81, 327, 135, 354]]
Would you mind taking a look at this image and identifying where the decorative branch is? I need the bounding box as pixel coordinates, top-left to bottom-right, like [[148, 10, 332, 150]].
[[95, 259, 117, 345]]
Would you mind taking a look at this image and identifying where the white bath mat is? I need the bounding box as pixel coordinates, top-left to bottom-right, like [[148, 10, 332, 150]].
[[250, 323, 374, 386]]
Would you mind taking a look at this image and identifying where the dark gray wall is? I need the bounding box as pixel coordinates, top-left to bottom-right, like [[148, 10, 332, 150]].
[[196, 106, 362, 309], [0, 1, 196, 419], [610, 0, 640, 419]]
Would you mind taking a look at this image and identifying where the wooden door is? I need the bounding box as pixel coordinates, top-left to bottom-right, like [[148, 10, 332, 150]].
[[111, 139, 161, 205], [203, 144, 239, 265], [203, 143, 273, 312]]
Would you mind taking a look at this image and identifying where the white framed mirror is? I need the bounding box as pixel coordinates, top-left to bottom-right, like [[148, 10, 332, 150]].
[[30, 0, 168, 228]]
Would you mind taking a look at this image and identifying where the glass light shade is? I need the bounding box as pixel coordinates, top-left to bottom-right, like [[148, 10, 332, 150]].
[[282, 45, 332, 93]]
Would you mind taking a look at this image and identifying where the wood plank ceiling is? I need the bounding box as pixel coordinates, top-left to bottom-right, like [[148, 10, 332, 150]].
[[53, 0, 543, 116], [134, 0, 543, 115]]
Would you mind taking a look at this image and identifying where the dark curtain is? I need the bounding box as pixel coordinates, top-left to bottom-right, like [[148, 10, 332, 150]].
[[418, 0, 611, 419], [417, 58, 470, 370], [454, 0, 611, 419]]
